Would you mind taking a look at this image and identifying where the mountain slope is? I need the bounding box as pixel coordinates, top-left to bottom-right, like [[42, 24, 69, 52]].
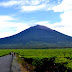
[[0, 25, 72, 49]]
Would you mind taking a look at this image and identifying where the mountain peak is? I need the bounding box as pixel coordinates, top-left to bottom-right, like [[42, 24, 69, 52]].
[[33, 25, 52, 30]]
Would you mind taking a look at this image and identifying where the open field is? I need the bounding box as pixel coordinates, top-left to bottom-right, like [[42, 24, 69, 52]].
[[0, 49, 11, 56], [0, 48, 72, 71]]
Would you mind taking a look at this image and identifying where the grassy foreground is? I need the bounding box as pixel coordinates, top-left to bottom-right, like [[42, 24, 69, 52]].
[[0, 48, 72, 71]]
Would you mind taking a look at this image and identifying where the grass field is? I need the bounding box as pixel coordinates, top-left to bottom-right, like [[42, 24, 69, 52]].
[[0, 48, 72, 71]]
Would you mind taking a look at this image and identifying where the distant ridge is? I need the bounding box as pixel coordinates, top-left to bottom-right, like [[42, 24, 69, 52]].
[[0, 25, 72, 49]]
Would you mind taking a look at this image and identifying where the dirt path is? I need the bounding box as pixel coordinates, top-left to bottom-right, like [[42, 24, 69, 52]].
[[11, 56, 29, 72], [0, 55, 13, 72], [19, 64, 30, 72]]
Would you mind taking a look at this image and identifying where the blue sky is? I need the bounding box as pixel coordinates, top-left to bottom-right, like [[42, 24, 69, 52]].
[[0, 0, 72, 38]]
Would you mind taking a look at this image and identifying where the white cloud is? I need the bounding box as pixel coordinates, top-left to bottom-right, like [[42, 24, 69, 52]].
[[36, 10, 72, 36], [0, 0, 49, 6], [54, 10, 72, 36], [0, 0, 25, 7], [35, 0, 72, 36], [0, 15, 29, 38], [0, 0, 72, 37], [0, 32, 15, 38], [52, 0, 72, 12], [30, 0, 41, 5], [0, 16, 14, 21], [32, 0, 71, 36], [21, 4, 46, 12], [35, 16, 72, 37], [0, 0, 57, 12], [37, 11, 72, 36], [0, 1, 18, 7], [60, 11, 72, 26]]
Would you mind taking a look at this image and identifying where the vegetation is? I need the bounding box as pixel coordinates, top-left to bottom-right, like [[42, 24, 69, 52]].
[[0, 48, 72, 71], [0, 49, 10, 56]]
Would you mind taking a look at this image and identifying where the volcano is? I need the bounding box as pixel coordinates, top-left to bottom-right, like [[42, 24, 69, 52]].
[[0, 25, 72, 49]]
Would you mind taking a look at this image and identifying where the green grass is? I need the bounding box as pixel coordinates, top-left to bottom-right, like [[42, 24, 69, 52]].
[[0, 49, 11, 56], [0, 48, 72, 70]]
